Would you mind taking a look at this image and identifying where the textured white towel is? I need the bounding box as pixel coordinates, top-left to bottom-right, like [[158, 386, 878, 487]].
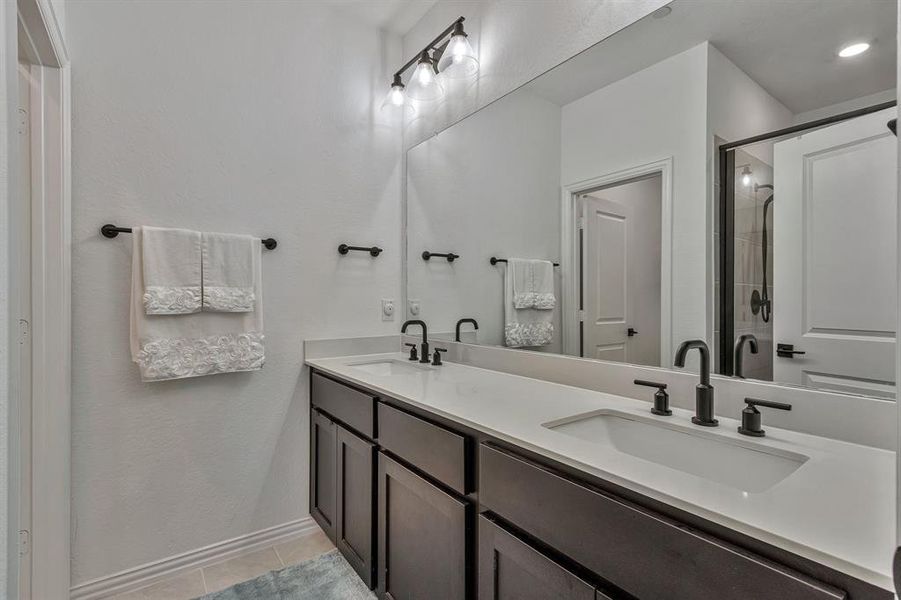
[[511, 258, 556, 310], [504, 261, 553, 347], [141, 226, 202, 315], [131, 227, 265, 381], [202, 232, 256, 312]]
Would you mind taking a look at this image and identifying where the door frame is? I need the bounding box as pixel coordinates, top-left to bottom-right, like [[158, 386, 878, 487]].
[[7, 0, 70, 598], [560, 157, 673, 365]]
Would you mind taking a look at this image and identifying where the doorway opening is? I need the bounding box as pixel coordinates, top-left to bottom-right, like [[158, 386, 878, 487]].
[[576, 173, 663, 366]]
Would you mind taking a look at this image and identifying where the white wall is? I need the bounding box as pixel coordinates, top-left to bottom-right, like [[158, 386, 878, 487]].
[[561, 44, 709, 366], [401, 0, 668, 149], [68, 1, 402, 584], [406, 90, 562, 350]]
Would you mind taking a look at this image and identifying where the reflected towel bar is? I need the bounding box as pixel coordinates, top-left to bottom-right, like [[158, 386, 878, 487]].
[[100, 224, 277, 250], [490, 257, 559, 267], [339, 243, 383, 257]]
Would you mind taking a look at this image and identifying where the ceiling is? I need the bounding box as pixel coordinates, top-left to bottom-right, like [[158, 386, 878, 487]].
[[525, 0, 895, 114], [331, 0, 438, 36]]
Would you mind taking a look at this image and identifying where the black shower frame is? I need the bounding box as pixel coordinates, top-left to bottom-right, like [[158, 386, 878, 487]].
[[717, 100, 896, 375]]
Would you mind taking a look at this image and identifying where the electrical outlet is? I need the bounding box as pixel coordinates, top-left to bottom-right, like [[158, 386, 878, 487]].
[[408, 299, 420, 317], [381, 299, 395, 321]]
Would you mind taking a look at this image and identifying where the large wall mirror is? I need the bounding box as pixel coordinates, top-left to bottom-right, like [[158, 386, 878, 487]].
[[405, 0, 897, 398]]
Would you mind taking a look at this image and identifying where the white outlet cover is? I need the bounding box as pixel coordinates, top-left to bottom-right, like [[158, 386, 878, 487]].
[[408, 299, 420, 316], [381, 299, 395, 321]]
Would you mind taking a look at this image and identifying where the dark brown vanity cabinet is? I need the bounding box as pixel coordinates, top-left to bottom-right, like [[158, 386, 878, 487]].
[[310, 409, 337, 542], [310, 407, 376, 587], [378, 452, 469, 600], [478, 516, 605, 600]]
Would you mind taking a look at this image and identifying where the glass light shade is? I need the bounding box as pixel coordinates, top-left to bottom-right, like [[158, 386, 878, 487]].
[[741, 166, 752, 187], [381, 83, 406, 110], [437, 33, 479, 79], [406, 59, 444, 102]]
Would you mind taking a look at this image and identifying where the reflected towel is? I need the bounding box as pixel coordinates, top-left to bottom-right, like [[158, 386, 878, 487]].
[[130, 227, 265, 381], [141, 226, 202, 315], [202, 232, 256, 312], [504, 261, 553, 347], [511, 258, 556, 310]]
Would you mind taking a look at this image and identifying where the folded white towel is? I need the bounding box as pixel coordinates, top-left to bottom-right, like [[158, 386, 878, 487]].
[[504, 261, 554, 347], [202, 232, 256, 312], [141, 226, 202, 315], [131, 227, 265, 382], [511, 258, 556, 310]]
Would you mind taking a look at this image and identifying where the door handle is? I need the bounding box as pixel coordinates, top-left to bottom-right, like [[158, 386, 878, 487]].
[[776, 343, 806, 358], [627, 327, 638, 337]]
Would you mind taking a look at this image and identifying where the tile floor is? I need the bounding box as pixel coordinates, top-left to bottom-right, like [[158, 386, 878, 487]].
[[107, 527, 336, 600]]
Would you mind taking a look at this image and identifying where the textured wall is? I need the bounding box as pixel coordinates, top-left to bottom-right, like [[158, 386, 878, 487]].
[[68, 1, 402, 583], [401, 0, 669, 149]]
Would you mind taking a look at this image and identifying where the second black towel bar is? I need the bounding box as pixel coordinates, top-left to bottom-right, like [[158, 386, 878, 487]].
[[490, 257, 559, 267], [101, 224, 277, 250], [422, 251, 459, 262], [339, 243, 383, 257]]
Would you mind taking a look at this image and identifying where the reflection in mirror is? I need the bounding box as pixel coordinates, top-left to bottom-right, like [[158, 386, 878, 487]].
[[405, 0, 896, 398]]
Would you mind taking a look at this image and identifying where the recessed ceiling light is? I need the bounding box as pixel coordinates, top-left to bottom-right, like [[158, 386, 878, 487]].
[[838, 42, 870, 58]]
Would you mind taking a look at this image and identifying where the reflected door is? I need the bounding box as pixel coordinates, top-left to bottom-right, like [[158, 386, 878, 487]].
[[773, 108, 897, 397], [582, 176, 661, 366]]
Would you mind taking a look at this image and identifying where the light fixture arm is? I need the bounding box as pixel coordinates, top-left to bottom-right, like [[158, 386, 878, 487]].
[[393, 16, 465, 81]]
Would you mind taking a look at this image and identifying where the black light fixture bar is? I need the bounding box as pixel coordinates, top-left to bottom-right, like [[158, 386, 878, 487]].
[[393, 16, 465, 80]]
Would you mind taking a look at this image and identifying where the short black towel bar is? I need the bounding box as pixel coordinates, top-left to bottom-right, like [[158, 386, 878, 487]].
[[339, 243, 383, 257], [101, 224, 277, 250], [490, 257, 559, 266], [422, 251, 459, 262]]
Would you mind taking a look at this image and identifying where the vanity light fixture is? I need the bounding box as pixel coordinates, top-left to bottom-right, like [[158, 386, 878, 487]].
[[406, 51, 444, 102], [838, 41, 870, 58], [437, 20, 479, 79], [740, 165, 752, 187], [380, 16, 478, 114]]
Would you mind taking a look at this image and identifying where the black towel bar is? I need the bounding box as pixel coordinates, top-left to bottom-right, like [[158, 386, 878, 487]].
[[339, 243, 383, 257], [100, 224, 277, 250], [490, 257, 559, 267], [422, 251, 459, 262]]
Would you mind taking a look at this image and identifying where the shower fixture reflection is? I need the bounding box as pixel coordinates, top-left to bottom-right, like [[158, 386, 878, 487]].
[[750, 183, 774, 323]]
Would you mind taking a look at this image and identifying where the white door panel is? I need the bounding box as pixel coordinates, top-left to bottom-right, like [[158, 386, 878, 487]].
[[773, 108, 897, 395]]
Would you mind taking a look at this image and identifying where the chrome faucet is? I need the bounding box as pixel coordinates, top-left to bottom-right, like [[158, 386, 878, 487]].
[[401, 320, 431, 364], [733, 333, 759, 379], [674, 339, 718, 427]]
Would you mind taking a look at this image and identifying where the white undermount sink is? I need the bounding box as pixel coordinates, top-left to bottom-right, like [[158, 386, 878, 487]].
[[348, 359, 432, 377], [544, 410, 808, 493]]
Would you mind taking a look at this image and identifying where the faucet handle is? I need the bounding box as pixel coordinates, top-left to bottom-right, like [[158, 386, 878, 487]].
[[404, 343, 418, 361], [432, 347, 447, 366], [634, 380, 671, 416], [739, 398, 791, 437]]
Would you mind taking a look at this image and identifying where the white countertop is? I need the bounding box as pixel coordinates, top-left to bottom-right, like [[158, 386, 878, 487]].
[[306, 353, 896, 591]]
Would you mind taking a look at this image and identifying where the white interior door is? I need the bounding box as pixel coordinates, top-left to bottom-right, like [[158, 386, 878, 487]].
[[773, 108, 897, 397], [582, 176, 661, 365]]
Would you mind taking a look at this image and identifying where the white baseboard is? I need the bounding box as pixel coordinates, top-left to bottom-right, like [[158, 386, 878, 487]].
[[70, 516, 320, 600]]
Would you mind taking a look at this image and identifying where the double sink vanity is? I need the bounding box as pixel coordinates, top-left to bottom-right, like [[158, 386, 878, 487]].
[[305, 336, 894, 600]]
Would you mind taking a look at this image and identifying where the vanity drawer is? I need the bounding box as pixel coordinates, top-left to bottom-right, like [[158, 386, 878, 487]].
[[377, 402, 469, 495], [479, 443, 845, 600], [311, 372, 376, 438]]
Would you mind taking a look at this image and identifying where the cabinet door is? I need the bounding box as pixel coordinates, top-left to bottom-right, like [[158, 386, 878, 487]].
[[378, 452, 468, 600], [337, 425, 376, 588], [478, 516, 595, 600], [310, 409, 337, 542]]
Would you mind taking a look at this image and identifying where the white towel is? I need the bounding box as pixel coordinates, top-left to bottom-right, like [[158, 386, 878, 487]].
[[130, 227, 265, 381], [141, 226, 202, 315], [511, 259, 556, 310], [202, 232, 256, 312], [504, 261, 554, 348]]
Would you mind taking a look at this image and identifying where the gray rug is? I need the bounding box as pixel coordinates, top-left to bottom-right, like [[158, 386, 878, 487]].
[[196, 550, 376, 600]]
